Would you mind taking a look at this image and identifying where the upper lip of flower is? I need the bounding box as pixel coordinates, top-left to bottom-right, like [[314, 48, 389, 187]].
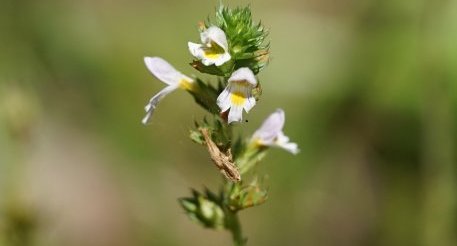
[[251, 109, 300, 154], [142, 57, 194, 125], [188, 26, 231, 67], [252, 109, 285, 144], [216, 67, 257, 124], [227, 67, 257, 86]]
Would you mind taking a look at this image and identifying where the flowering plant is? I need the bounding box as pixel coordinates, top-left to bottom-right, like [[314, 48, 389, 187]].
[[142, 5, 298, 245]]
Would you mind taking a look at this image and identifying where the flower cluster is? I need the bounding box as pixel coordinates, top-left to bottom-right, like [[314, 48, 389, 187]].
[[140, 5, 299, 245], [142, 25, 262, 124]]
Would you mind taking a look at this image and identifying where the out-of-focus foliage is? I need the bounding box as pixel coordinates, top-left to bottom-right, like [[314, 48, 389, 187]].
[[1, 0, 457, 245]]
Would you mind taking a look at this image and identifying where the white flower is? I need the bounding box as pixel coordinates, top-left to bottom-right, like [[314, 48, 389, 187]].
[[251, 109, 299, 154], [217, 67, 257, 123], [188, 26, 231, 67], [142, 57, 194, 125]]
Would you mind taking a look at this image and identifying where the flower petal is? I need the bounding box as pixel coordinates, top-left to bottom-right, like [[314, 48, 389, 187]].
[[144, 57, 192, 86], [188, 42, 204, 59], [142, 85, 178, 125], [201, 57, 214, 66], [189, 26, 231, 67], [217, 86, 232, 112], [228, 104, 243, 123], [244, 95, 256, 112], [216, 68, 258, 123], [201, 26, 229, 52], [275, 132, 300, 154], [252, 109, 285, 144], [228, 68, 257, 86], [214, 53, 231, 67]]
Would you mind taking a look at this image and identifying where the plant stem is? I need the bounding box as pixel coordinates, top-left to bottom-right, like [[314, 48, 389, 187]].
[[226, 211, 246, 246]]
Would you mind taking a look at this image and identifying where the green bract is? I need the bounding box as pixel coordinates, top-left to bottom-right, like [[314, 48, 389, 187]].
[[211, 5, 269, 74], [179, 189, 225, 229]]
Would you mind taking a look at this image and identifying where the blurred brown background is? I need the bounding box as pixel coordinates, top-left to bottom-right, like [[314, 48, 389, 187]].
[[1, 0, 457, 245]]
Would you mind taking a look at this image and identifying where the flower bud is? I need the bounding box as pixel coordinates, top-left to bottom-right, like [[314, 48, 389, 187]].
[[227, 178, 268, 211], [179, 190, 226, 229]]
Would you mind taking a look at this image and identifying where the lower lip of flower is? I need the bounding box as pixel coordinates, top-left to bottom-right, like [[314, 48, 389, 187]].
[[203, 52, 221, 59], [230, 91, 247, 106]]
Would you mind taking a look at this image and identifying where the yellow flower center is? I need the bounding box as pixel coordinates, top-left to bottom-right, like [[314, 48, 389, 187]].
[[253, 138, 264, 147], [179, 79, 194, 91], [203, 41, 225, 59], [229, 81, 251, 106], [230, 91, 247, 106]]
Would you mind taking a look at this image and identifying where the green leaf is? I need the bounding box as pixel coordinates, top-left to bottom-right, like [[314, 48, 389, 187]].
[[190, 60, 225, 76], [189, 129, 205, 145], [188, 78, 221, 114]]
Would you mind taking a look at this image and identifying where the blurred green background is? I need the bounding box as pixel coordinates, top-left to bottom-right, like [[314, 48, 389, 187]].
[[1, 0, 457, 245]]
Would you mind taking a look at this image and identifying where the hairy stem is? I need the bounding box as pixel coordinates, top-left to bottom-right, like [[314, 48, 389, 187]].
[[226, 211, 246, 246]]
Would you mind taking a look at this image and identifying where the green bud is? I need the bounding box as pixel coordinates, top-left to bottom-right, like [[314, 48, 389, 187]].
[[199, 197, 225, 229], [179, 189, 226, 229], [227, 177, 268, 211]]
